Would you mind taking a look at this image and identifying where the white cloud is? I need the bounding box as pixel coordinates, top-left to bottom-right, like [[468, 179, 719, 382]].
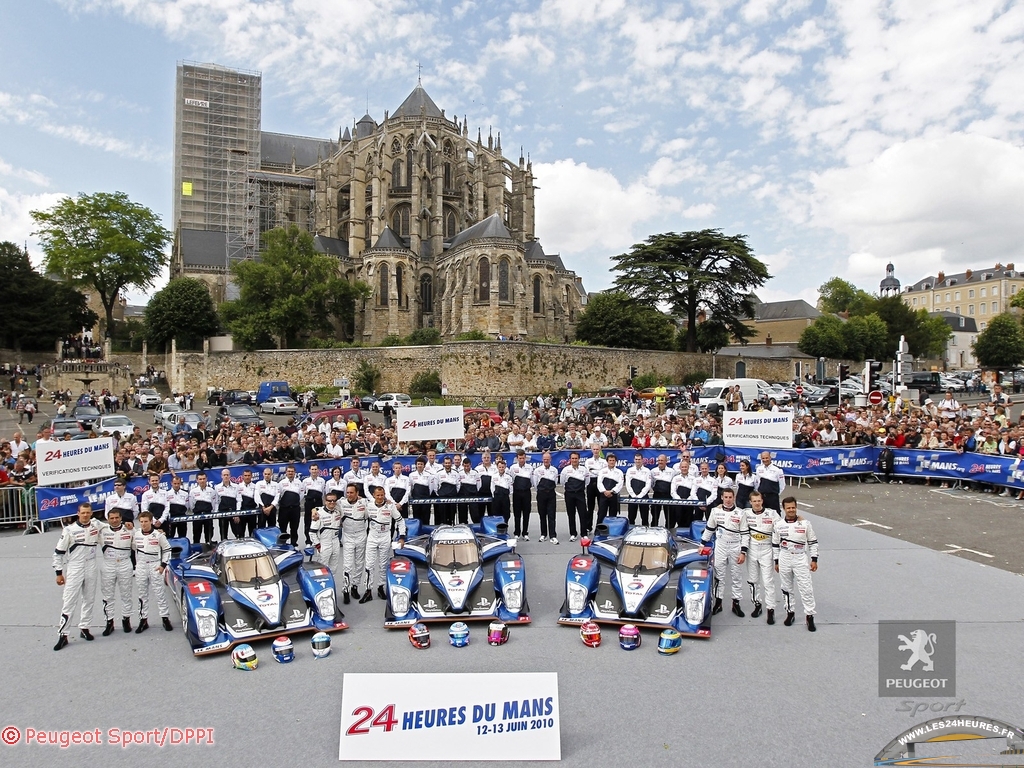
[[0, 186, 67, 259], [575, 137, 594, 146], [0, 158, 49, 187], [811, 133, 1024, 281], [682, 203, 716, 218]]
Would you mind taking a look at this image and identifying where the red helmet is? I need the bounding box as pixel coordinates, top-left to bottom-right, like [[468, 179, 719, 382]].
[[580, 621, 602, 648], [408, 622, 430, 649]]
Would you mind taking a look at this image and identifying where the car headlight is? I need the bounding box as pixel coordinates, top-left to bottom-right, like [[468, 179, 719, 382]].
[[390, 586, 411, 616], [683, 591, 706, 625], [195, 609, 218, 641], [315, 589, 336, 620], [566, 582, 588, 614], [502, 581, 523, 613]]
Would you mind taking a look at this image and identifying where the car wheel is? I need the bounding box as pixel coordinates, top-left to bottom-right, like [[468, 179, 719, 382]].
[[179, 592, 189, 635]]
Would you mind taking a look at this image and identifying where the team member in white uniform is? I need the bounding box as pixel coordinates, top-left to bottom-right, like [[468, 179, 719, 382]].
[[53, 502, 103, 650], [104, 478, 139, 524], [509, 451, 534, 538], [214, 468, 239, 542], [533, 452, 560, 543], [491, 457, 513, 523], [385, 460, 411, 518], [254, 467, 280, 529], [344, 457, 368, 500], [166, 475, 190, 539], [584, 446, 604, 524], [360, 486, 407, 602], [303, 464, 327, 545], [338, 483, 369, 603], [408, 457, 435, 525], [99, 509, 135, 636], [743, 490, 780, 623], [701, 488, 749, 617], [188, 471, 219, 545], [624, 453, 652, 526], [773, 496, 819, 631], [132, 510, 172, 633], [649, 454, 676, 528], [560, 451, 589, 540], [235, 468, 260, 537], [458, 458, 479, 524], [755, 451, 786, 514], [596, 453, 624, 525], [310, 490, 343, 574], [693, 463, 717, 522], [277, 465, 305, 546], [140, 473, 169, 530], [475, 451, 496, 519], [434, 456, 461, 526], [363, 460, 388, 500]]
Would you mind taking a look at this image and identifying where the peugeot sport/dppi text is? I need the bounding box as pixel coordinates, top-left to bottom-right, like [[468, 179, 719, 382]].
[[558, 517, 715, 638], [165, 528, 348, 656], [384, 517, 530, 628]]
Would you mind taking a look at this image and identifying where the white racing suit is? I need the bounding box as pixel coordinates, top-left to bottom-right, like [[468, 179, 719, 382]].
[[310, 504, 343, 575], [701, 504, 749, 601], [363, 499, 406, 592], [773, 517, 818, 616], [744, 507, 780, 610], [53, 520, 102, 633], [338, 498, 368, 592], [133, 528, 171, 619], [100, 523, 135, 621]]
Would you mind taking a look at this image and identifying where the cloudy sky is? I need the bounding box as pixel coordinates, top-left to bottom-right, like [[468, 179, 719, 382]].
[[2, 0, 1022, 307]]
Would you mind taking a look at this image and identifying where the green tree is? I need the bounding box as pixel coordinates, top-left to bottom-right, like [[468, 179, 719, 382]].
[[611, 230, 769, 352], [455, 329, 489, 341], [0, 241, 96, 351], [574, 292, 676, 350], [220, 226, 370, 350], [797, 314, 848, 359], [973, 313, 1024, 368], [817, 277, 874, 315], [31, 191, 170, 335], [353, 359, 382, 394], [145, 277, 220, 350], [409, 370, 442, 395], [406, 327, 441, 345], [840, 313, 890, 361], [908, 309, 952, 359], [692, 320, 732, 353]]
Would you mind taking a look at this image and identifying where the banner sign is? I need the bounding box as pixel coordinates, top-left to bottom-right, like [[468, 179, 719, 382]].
[[36, 446, 1024, 520], [396, 405, 465, 442], [35, 438, 114, 487], [722, 412, 794, 450], [338, 672, 560, 761]]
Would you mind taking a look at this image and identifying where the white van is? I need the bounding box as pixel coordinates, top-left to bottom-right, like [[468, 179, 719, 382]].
[[698, 378, 769, 412]]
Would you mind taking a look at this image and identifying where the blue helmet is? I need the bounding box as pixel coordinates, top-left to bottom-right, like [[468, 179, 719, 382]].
[[619, 624, 641, 651], [272, 636, 294, 663], [449, 622, 470, 647], [311, 631, 331, 658], [657, 628, 682, 655]]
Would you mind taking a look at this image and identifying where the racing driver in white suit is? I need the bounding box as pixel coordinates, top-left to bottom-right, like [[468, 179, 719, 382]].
[[338, 483, 369, 604], [701, 487, 749, 618], [310, 490, 343, 576], [360, 486, 407, 603], [773, 496, 819, 632], [743, 490, 780, 625], [99, 508, 135, 635], [53, 502, 103, 650]]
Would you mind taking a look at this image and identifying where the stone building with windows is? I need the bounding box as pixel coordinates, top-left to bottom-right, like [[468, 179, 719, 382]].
[[899, 262, 1022, 334], [170, 62, 587, 343]]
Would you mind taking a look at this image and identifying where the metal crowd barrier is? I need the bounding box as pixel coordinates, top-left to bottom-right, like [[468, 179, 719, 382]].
[[0, 485, 45, 535]]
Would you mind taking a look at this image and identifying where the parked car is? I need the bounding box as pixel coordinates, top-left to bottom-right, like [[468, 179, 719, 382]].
[[71, 405, 101, 429], [134, 388, 161, 409], [206, 389, 224, 406], [359, 394, 378, 411], [216, 404, 266, 430], [571, 396, 626, 417], [371, 393, 412, 412], [222, 389, 253, 406], [260, 396, 300, 415], [154, 403, 184, 425], [165, 411, 206, 433], [96, 414, 137, 436], [42, 418, 86, 439]]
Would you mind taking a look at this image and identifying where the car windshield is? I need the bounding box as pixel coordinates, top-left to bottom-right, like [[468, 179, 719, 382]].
[[225, 554, 278, 586], [699, 386, 726, 398], [75, 407, 100, 415], [431, 541, 479, 570], [227, 406, 256, 417], [140, 389, 157, 396], [163, 404, 183, 412], [618, 543, 670, 574], [103, 417, 132, 427]]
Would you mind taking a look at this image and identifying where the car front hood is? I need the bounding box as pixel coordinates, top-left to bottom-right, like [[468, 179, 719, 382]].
[[428, 567, 481, 612], [613, 568, 668, 615], [227, 581, 283, 626]]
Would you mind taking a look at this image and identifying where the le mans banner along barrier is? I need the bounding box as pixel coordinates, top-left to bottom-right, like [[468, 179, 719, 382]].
[[35, 445, 1024, 522]]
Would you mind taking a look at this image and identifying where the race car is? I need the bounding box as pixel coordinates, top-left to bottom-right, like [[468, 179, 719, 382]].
[[384, 517, 530, 628], [557, 517, 715, 638], [165, 528, 348, 656]]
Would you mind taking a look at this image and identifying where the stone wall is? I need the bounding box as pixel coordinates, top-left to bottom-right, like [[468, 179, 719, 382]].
[[118, 341, 831, 398]]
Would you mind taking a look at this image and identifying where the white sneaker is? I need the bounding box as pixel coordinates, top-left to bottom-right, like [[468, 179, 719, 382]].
[[551, 538, 559, 545], [569, 535, 578, 542], [539, 535, 547, 542], [522, 533, 530, 541]]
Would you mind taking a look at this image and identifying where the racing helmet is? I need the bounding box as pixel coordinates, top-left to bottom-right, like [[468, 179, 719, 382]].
[[580, 621, 602, 648], [311, 631, 332, 658], [272, 636, 294, 663], [619, 624, 641, 651], [231, 644, 258, 670], [409, 623, 430, 649], [487, 621, 510, 646], [449, 622, 470, 647], [657, 628, 682, 655]]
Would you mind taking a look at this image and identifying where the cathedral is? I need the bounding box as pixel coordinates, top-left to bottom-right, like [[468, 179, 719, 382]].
[[171, 64, 587, 344]]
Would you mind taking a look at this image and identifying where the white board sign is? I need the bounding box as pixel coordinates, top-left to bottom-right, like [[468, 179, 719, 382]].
[[722, 412, 793, 450], [396, 405, 465, 442], [36, 438, 115, 486], [339, 672, 560, 761]]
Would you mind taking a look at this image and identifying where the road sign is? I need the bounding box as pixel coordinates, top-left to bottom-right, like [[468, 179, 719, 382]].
[[900, 362, 913, 374], [795, 386, 804, 396], [334, 378, 349, 388], [868, 390, 884, 405]]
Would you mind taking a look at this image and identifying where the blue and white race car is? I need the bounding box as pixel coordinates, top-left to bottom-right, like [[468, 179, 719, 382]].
[[165, 528, 348, 656], [557, 517, 715, 638], [384, 517, 530, 628]]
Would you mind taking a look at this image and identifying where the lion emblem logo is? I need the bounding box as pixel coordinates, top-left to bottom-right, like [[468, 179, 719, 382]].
[[898, 629, 937, 672]]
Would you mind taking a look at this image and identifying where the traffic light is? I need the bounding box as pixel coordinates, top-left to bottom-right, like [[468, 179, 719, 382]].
[[628, 365, 638, 382], [865, 359, 883, 391], [838, 364, 850, 380]]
